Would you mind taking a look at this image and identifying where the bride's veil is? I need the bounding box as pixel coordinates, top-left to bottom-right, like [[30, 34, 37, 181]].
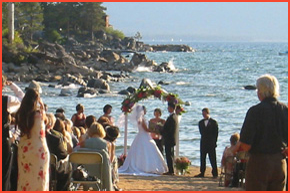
[[117, 104, 144, 129]]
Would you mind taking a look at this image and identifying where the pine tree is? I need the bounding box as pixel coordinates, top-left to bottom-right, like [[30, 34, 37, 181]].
[[80, 2, 107, 40], [15, 2, 43, 42]]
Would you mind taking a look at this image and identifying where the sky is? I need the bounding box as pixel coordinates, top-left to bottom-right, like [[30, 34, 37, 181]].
[[103, 2, 288, 42]]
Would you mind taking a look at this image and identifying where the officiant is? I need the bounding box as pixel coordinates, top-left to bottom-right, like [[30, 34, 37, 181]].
[[149, 108, 165, 155]]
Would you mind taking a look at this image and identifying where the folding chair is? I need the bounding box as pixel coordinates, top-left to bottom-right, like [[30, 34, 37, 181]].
[[69, 152, 103, 191], [219, 156, 236, 187], [236, 151, 249, 188], [49, 153, 58, 191]]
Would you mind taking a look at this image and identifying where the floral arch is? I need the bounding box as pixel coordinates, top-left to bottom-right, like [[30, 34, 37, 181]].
[[121, 86, 185, 114], [120, 85, 186, 155]]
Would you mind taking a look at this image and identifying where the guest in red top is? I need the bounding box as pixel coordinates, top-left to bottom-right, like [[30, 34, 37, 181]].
[[71, 104, 86, 127]]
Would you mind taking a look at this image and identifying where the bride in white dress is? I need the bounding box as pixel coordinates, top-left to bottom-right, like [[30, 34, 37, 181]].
[[118, 105, 168, 175]]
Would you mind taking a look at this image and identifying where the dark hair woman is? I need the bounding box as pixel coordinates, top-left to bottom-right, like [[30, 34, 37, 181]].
[[71, 103, 86, 127], [15, 89, 49, 191], [98, 104, 114, 126]]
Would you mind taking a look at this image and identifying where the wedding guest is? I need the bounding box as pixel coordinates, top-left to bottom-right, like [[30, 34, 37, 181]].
[[236, 74, 288, 191], [64, 118, 78, 148], [162, 103, 178, 175], [98, 116, 111, 129], [149, 108, 165, 155], [81, 122, 108, 152], [78, 115, 96, 147], [81, 122, 113, 191], [45, 113, 72, 191], [2, 76, 24, 191], [72, 126, 81, 139], [98, 104, 114, 126], [221, 133, 240, 187], [53, 119, 73, 154], [71, 104, 86, 127], [104, 126, 121, 191], [55, 108, 65, 120], [195, 108, 219, 178], [78, 126, 86, 136], [16, 89, 49, 191]]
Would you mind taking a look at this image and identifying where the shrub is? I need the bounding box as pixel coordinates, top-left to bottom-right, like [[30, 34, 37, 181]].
[[105, 28, 125, 40]]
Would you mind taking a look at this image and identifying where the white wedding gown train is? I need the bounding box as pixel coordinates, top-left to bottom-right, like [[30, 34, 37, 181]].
[[118, 123, 168, 176]]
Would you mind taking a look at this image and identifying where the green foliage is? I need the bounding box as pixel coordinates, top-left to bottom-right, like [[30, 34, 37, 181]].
[[134, 31, 142, 41], [2, 28, 24, 45], [105, 28, 125, 40], [2, 2, 9, 29], [45, 29, 61, 43], [15, 2, 43, 41]]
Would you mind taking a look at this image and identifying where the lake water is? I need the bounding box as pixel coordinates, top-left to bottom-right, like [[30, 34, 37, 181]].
[[4, 41, 288, 167]]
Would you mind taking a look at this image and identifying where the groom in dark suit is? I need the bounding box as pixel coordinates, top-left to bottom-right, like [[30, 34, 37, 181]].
[[195, 108, 219, 178], [162, 102, 178, 175]]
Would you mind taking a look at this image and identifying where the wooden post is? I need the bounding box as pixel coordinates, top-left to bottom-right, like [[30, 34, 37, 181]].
[[124, 113, 128, 155], [8, 3, 14, 44]]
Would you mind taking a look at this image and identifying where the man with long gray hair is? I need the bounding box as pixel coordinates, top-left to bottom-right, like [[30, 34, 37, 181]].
[[237, 74, 288, 191]]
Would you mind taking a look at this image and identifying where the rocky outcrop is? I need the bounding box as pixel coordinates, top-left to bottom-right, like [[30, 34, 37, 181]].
[[151, 44, 194, 52], [87, 78, 110, 91], [77, 87, 98, 97]]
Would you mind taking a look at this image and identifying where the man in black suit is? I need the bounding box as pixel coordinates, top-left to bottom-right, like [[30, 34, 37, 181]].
[[162, 103, 179, 175], [195, 108, 218, 178]]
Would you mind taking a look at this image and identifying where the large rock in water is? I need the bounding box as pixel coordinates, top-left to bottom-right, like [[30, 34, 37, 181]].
[[58, 74, 86, 86], [151, 44, 194, 52], [87, 78, 110, 91], [77, 87, 98, 97], [59, 88, 73, 96]]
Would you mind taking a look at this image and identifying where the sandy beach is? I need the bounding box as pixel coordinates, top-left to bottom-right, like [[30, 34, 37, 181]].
[[118, 166, 244, 191]]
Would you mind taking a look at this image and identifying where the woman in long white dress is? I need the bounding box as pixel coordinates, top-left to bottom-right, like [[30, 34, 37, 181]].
[[118, 105, 168, 175]]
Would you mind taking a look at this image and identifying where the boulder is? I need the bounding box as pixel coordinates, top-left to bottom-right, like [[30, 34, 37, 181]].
[[158, 81, 170, 85], [244, 85, 256, 90], [58, 74, 87, 86], [87, 78, 110, 91], [118, 86, 137, 95], [59, 88, 73, 96], [151, 44, 194, 52], [118, 90, 130, 95], [154, 62, 177, 73], [77, 87, 98, 97]]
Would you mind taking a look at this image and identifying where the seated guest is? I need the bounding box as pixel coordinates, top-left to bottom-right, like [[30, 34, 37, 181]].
[[98, 116, 111, 129], [221, 133, 240, 187], [55, 108, 66, 121], [72, 126, 81, 140], [78, 122, 113, 191], [78, 126, 86, 136], [46, 113, 72, 191], [98, 104, 114, 126], [78, 115, 96, 147], [104, 126, 121, 191], [53, 119, 73, 153], [71, 104, 86, 127], [64, 118, 78, 148], [81, 122, 108, 152]]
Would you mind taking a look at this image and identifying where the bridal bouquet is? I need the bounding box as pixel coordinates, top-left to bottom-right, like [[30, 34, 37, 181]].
[[174, 157, 191, 174], [148, 121, 163, 134], [117, 154, 127, 168]]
